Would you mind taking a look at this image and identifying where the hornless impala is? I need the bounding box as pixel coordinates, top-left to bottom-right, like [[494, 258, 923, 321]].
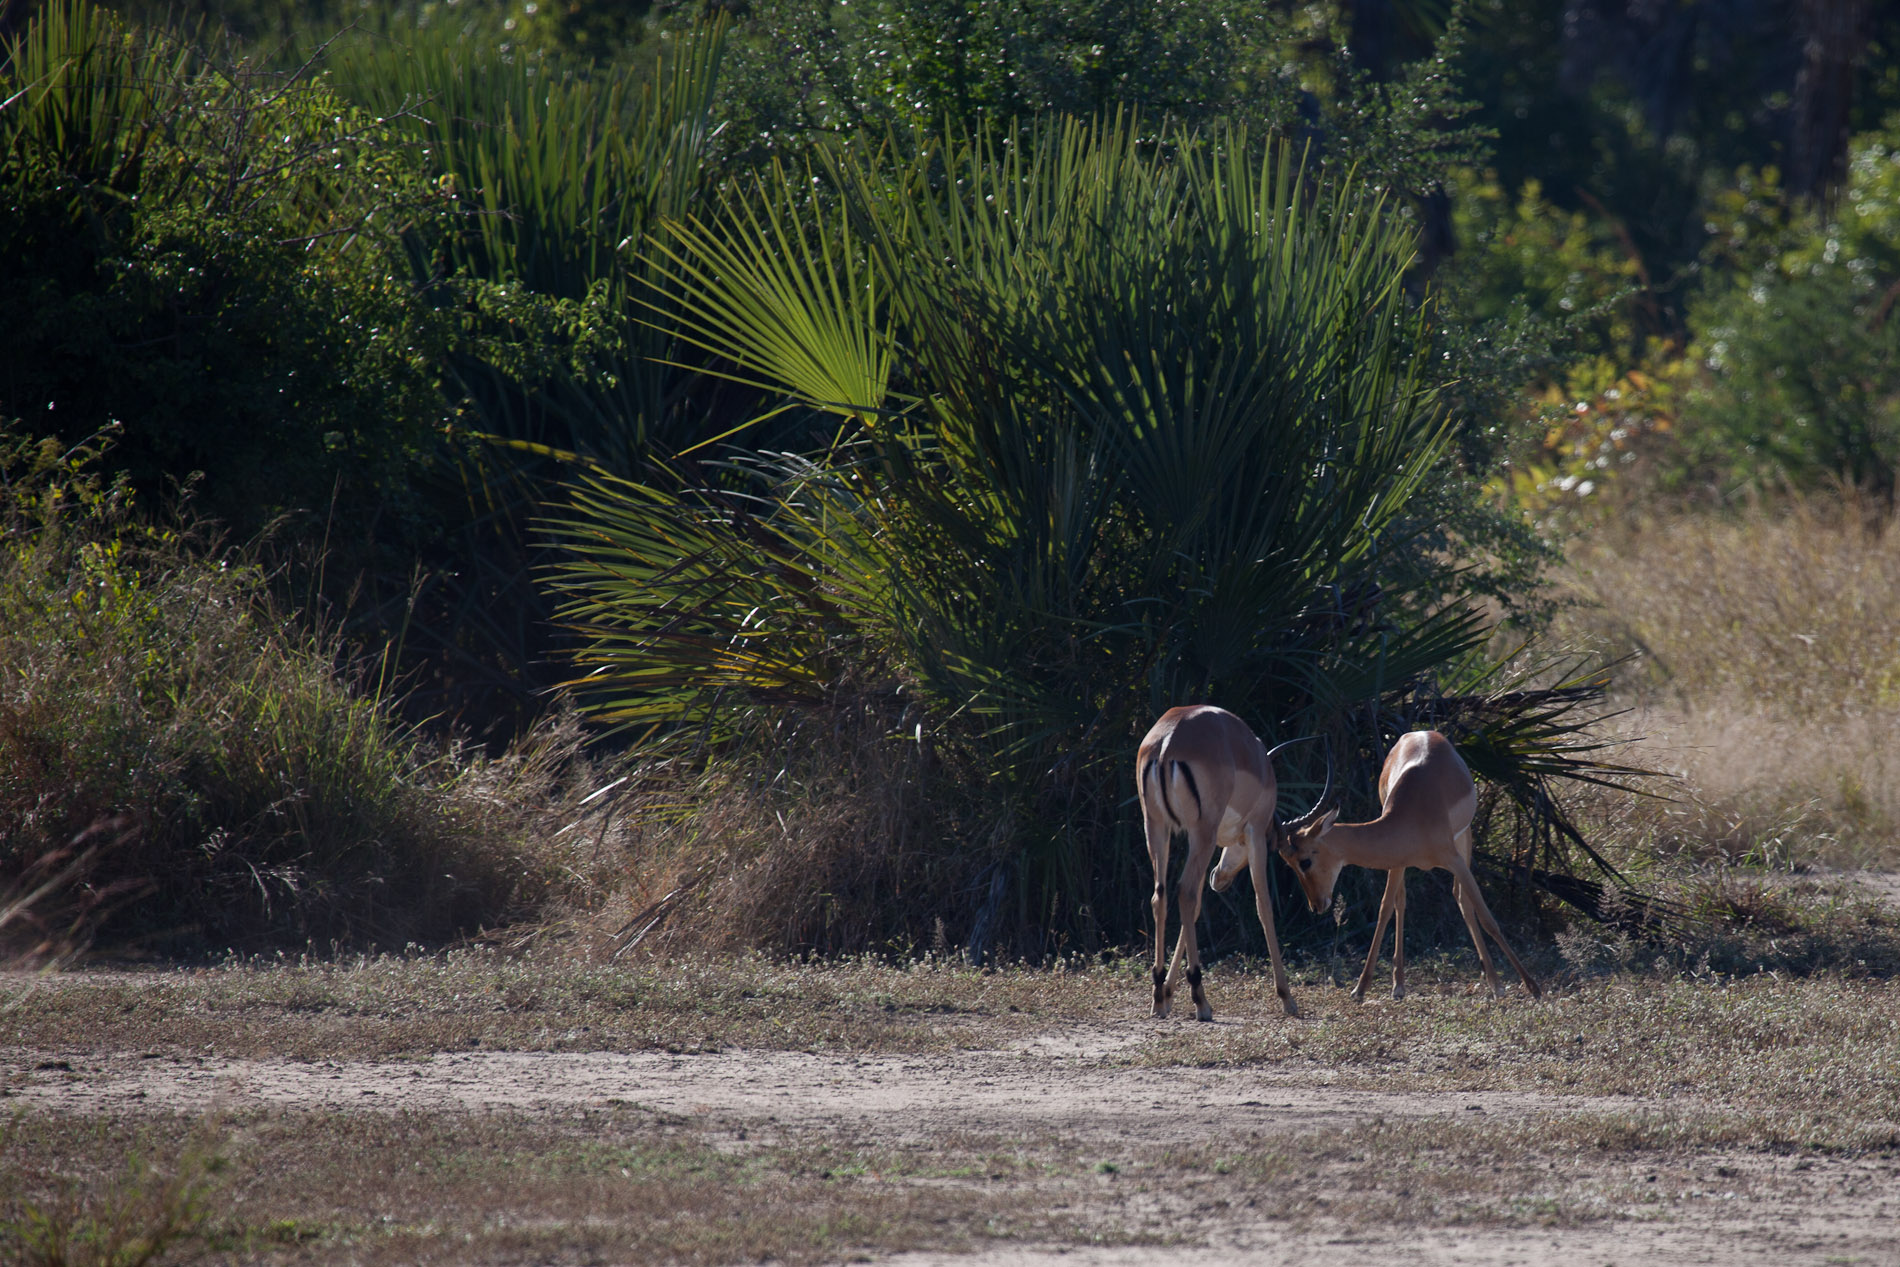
[[1137, 706, 1331, 1021], [1276, 730, 1543, 1001]]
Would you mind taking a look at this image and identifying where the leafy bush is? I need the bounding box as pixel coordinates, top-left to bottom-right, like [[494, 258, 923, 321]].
[[1447, 171, 1647, 358], [1684, 279, 1900, 503], [1669, 125, 1900, 502], [720, 0, 1303, 142], [0, 0, 458, 543], [0, 2, 744, 732], [716, 0, 1486, 196], [316, 16, 730, 470], [266, 15, 738, 729]]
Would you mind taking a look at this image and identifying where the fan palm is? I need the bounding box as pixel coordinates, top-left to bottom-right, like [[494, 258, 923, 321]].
[[547, 116, 1630, 950]]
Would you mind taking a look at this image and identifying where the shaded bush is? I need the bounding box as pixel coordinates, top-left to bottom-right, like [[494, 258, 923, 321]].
[[594, 706, 999, 961], [1, 1, 745, 734], [315, 15, 731, 472], [0, 427, 581, 959]]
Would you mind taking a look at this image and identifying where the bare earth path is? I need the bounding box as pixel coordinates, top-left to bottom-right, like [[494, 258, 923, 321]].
[[10, 990, 1900, 1267]]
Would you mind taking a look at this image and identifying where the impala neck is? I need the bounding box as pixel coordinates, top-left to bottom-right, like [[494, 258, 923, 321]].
[[1319, 816, 1420, 870]]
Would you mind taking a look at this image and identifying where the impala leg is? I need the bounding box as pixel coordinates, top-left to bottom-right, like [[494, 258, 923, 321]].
[[1352, 870, 1401, 1001], [1145, 804, 1174, 1018], [1448, 856, 1544, 1000], [1450, 873, 1504, 996], [1246, 824, 1298, 1017], [1390, 867, 1408, 999], [1169, 826, 1219, 1021]]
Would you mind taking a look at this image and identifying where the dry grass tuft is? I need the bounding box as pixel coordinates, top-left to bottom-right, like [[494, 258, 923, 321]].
[[556, 710, 1014, 961], [0, 1119, 223, 1267]]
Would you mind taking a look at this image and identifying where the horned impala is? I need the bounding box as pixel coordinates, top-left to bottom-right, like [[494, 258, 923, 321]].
[[1277, 730, 1543, 1001], [1136, 705, 1330, 1021]]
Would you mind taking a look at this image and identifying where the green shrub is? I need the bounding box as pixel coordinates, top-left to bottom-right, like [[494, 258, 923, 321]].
[[0, 2, 741, 732], [715, 0, 1486, 195], [0, 0, 459, 543], [1684, 273, 1900, 502], [1671, 125, 1900, 502], [719, 0, 1301, 141], [316, 15, 729, 470]]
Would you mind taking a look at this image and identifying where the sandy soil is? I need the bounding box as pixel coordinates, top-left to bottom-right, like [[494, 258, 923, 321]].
[[9, 1021, 1900, 1267], [6, 1027, 1625, 1132]]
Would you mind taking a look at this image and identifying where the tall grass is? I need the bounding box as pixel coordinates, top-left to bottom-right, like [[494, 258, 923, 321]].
[[1558, 497, 1900, 871]]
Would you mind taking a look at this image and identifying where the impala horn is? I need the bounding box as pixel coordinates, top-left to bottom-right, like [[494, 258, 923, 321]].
[[1263, 734, 1320, 765], [1273, 741, 1336, 839]]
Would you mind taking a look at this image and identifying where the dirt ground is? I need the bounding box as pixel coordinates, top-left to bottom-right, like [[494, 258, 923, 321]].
[[9, 989, 1900, 1267]]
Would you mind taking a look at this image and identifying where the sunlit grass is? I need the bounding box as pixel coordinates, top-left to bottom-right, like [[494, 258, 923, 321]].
[[1558, 498, 1900, 872]]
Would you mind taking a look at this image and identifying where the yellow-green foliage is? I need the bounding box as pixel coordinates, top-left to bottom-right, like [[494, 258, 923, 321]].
[[1451, 169, 1646, 349]]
